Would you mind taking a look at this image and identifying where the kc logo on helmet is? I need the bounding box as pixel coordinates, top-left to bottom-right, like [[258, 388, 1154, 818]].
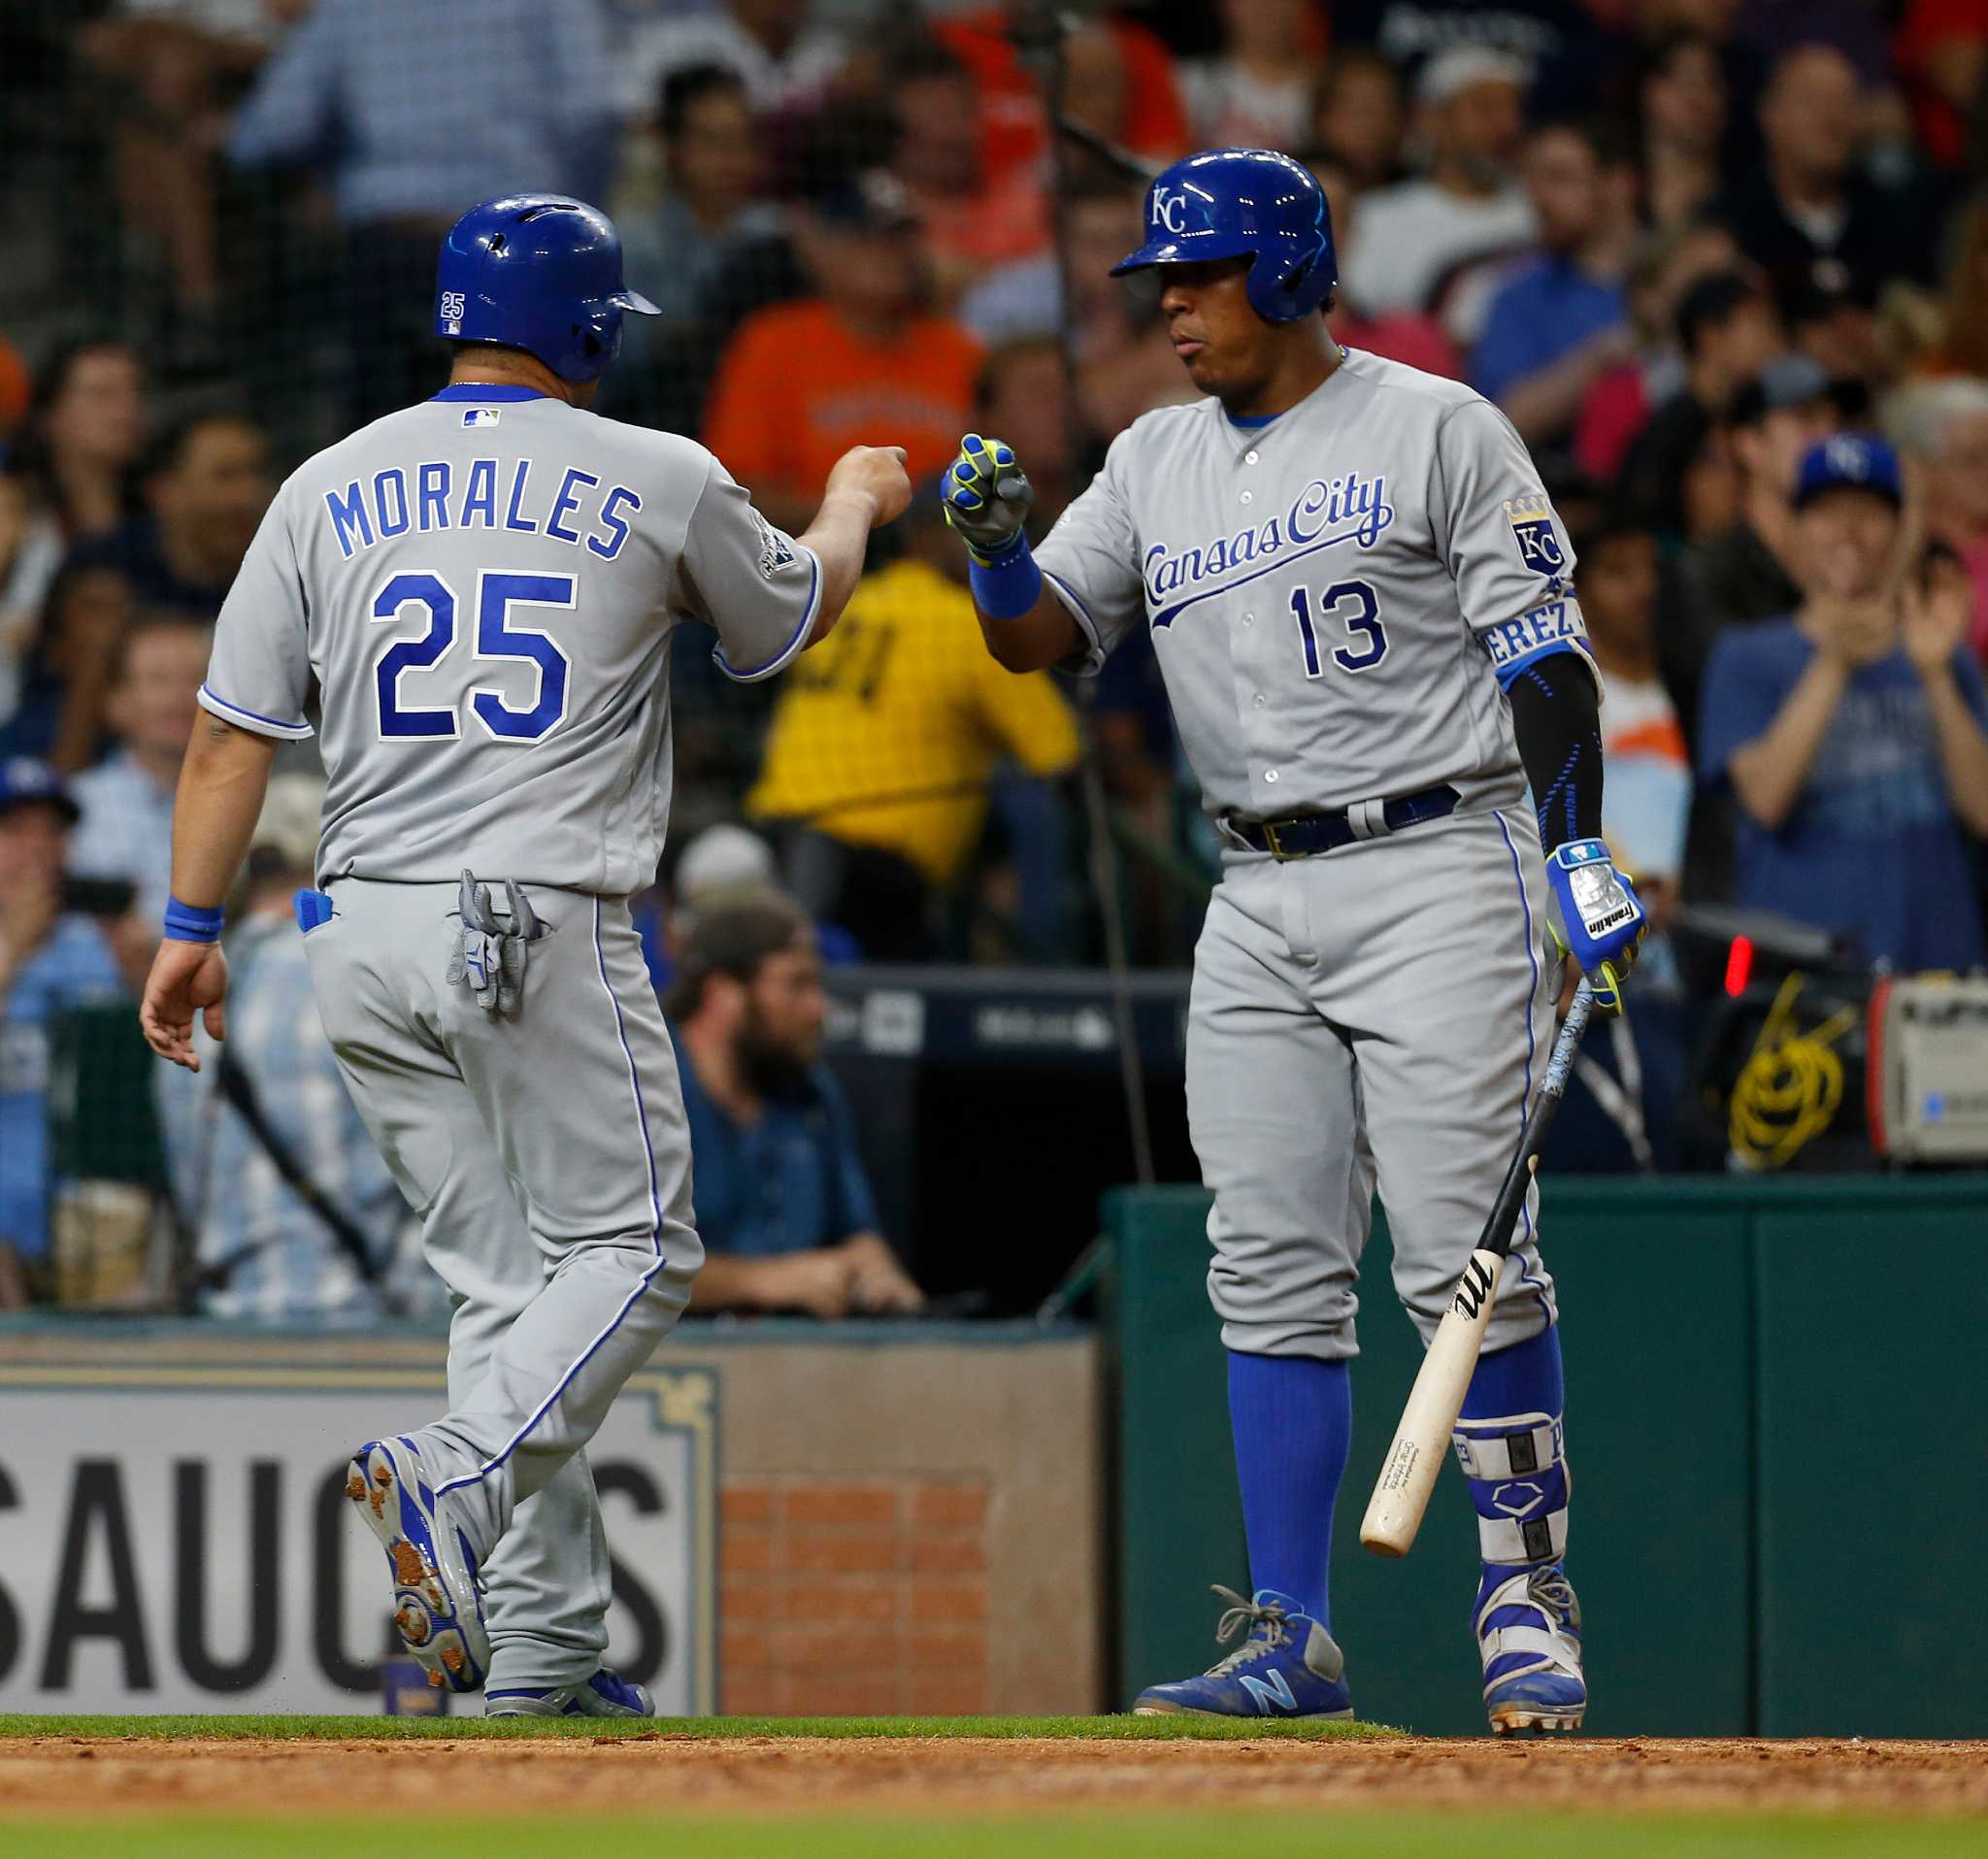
[[1152, 187, 1191, 234]]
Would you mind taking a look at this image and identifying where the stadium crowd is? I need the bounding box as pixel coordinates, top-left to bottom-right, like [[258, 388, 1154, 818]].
[[2, 0, 1986, 1311]]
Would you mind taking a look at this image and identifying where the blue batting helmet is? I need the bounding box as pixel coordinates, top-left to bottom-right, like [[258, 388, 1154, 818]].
[[435, 195, 659, 384], [1110, 149, 1336, 325]]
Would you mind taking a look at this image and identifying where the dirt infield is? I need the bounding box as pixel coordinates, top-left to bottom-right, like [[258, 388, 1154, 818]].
[[3, 1735, 1984, 1821]]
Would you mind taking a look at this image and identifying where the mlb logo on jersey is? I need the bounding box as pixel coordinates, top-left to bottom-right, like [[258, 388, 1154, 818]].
[[461, 407, 501, 428], [1504, 494, 1566, 576]]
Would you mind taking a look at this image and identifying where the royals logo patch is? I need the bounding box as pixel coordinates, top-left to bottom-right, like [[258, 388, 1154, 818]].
[[751, 510, 796, 579], [1505, 494, 1566, 576]]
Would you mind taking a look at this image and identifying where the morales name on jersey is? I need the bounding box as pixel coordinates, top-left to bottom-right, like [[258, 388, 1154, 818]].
[[322, 459, 644, 565], [1143, 471, 1395, 628]]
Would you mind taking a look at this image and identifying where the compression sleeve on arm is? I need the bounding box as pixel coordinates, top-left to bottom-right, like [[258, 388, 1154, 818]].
[[1506, 647, 1605, 852]]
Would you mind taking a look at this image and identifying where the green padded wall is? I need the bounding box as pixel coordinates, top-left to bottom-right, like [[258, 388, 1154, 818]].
[[1107, 1176, 1987, 1736]]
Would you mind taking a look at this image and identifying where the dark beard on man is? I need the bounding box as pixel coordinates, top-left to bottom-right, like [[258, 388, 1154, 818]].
[[737, 1010, 812, 1099]]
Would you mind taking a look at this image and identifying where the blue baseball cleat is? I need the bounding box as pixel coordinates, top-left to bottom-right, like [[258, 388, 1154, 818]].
[[1134, 1587, 1354, 1719], [346, 1437, 490, 1695], [486, 1669, 655, 1719], [1475, 1565, 1586, 1735]]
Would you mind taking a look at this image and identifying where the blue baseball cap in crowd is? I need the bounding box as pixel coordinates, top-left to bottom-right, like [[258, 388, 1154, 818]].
[[1793, 433, 1903, 511], [0, 757, 81, 823]]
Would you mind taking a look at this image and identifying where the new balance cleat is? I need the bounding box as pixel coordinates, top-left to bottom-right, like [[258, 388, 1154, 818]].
[[485, 1669, 655, 1719], [346, 1437, 489, 1694], [1134, 1586, 1354, 1719], [1476, 1564, 1585, 1735]]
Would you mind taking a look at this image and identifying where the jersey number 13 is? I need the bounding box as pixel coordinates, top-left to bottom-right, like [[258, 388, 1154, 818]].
[[1289, 579, 1387, 678], [373, 570, 574, 742]]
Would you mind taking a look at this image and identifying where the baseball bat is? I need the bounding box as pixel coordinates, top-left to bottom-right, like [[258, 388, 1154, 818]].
[[1359, 979, 1596, 1559]]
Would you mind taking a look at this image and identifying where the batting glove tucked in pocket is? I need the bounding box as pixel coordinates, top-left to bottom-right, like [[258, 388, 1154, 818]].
[[1545, 839, 1646, 1014], [942, 432, 1034, 565]]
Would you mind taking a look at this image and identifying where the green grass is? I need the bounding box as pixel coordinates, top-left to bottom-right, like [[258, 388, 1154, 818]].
[[1, 1815, 1979, 1859], [0, 1711, 1396, 1743]]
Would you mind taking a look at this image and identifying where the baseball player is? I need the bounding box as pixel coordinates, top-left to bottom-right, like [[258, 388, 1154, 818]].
[[942, 149, 1645, 1733], [139, 195, 910, 1715]]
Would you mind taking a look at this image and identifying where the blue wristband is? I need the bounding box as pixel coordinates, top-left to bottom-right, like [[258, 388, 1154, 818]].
[[968, 531, 1044, 620], [163, 895, 224, 944]]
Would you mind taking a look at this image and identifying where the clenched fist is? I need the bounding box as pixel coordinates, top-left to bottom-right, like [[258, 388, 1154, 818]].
[[942, 432, 1034, 564], [825, 445, 912, 528]]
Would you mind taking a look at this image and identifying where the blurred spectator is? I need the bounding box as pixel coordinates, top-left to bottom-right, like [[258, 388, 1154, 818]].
[[973, 337, 1077, 530], [1314, 158, 1462, 379], [623, 66, 777, 333], [1699, 434, 1988, 970], [1471, 119, 1638, 452], [1574, 511, 1692, 924], [77, 2, 285, 347], [1632, 0, 1768, 174], [888, 39, 1045, 306], [228, 0, 616, 423], [1915, 193, 1988, 381], [1785, 273, 1886, 394], [1332, 0, 1609, 116], [40, 407, 267, 774], [936, 4, 1189, 202], [1307, 46, 1407, 191], [67, 613, 212, 927], [702, 172, 981, 535], [618, 0, 845, 119], [746, 481, 1079, 961], [1340, 47, 1537, 342], [156, 773, 435, 1323], [7, 339, 148, 604], [65, 406, 271, 622], [1634, 32, 1728, 231], [0, 760, 126, 1308], [666, 886, 923, 1317], [1895, 0, 1988, 172], [1574, 220, 1742, 484], [1714, 44, 1929, 324], [0, 341, 29, 441], [613, 64, 782, 434], [1615, 268, 1783, 538], [1888, 375, 1988, 663], [954, 168, 1140, 350], [1663, 353, 1840, 743], [1179, 0, 1327, 151]]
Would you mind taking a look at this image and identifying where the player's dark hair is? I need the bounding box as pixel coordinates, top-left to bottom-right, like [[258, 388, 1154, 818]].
[[1674, 269, 1763, 359], [659, 62, 747, 141], [663, 885, 812, 1022]]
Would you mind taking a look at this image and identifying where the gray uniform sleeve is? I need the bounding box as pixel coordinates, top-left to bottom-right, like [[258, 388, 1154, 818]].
[[1436, 399, 1599, 692], [198, 490, 315, 740], [1033, 430, 1145, 676], [676, 456, 823, 684]]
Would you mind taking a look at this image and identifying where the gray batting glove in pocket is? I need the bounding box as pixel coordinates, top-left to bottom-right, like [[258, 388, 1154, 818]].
[[447, 870, 551, 1016]]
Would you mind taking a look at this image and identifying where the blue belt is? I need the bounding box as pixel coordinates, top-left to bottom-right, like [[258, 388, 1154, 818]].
[[1226, 784, 1460, 861]]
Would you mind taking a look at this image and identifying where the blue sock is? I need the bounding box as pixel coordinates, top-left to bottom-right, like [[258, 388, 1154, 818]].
[[1226, 1351, 1351, 1630], [1457, 1324, 1570, 1605]]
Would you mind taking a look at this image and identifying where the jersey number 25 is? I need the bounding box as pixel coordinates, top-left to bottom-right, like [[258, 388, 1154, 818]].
[[373, 570, 574, 742], [1289, 579, 1387, 677]]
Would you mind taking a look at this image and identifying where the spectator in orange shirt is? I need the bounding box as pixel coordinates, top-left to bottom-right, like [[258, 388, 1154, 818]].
[[935, 4, 1189, 197], [702, 172, 981, 535]]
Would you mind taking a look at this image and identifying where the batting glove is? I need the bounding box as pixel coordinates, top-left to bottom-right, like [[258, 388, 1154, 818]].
[[1544, 840, 1646, 1015], [942, 432, 1034, 565]]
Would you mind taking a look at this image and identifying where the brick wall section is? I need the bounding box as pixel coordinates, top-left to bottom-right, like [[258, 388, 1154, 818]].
[[719, 1477, 991, 1715]]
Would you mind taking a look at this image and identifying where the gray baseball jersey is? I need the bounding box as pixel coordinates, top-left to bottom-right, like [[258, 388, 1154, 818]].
[[199, 382, 816, 1700], [1034, 347, 1596, 824], [1030, 349, 1584, 1367], [203, 384, 822, 894]]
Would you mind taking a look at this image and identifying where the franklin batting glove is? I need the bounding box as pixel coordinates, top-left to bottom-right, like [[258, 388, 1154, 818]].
[[1545, 840, 1646, 1015], [942, 432, 1034, 565]]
